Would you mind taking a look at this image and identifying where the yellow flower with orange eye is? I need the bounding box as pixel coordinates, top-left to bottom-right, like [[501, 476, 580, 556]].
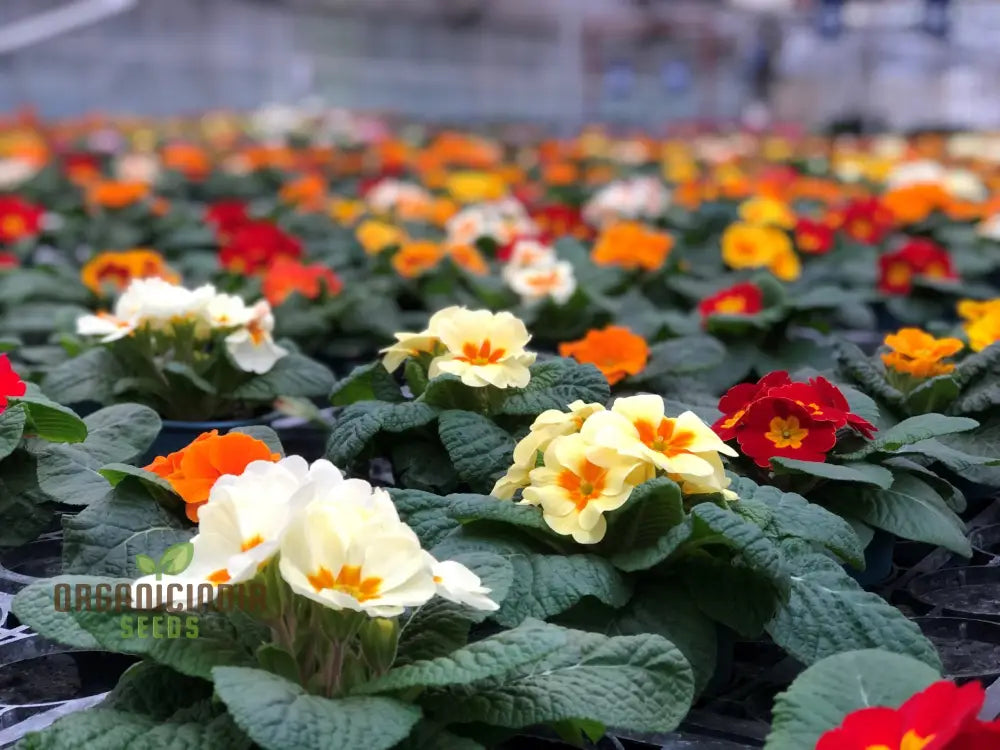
[[428, 307, 536, 389], [492, 400, 606, 500], [521, 432, 639, 544], [957, 298, 1000, 323], [721, 222, 800, 280], [965, 311, 1000, 353], [738, 196, 796, 229], [446, 243, 489, 276], [356, 219, 406, 255], [446, 171, 507, 204], [329, 198, 365, 227], [881, 328, 964, 377], [80, 249, 180, 295]]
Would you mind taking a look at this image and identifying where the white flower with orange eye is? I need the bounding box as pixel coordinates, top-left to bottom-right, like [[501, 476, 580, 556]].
[[114, 278, 216, 328], [502, 239, 556, 280], [204, 293, 254, 329], [522, 432, 638, 544], [507, 261, 577, 305], [225, 300, 288, 374], [76, 311, 137, 342], [278, 481, 436, 618], [446, 208, 488, 246], [426, 554, 498, 611], [492, 400, 605, 500], [582, 394, 737, 479], [429, 307, 536, 389]]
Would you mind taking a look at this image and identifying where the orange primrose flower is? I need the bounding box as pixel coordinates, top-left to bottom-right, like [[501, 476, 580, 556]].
[[144, 430, 281, 522], [392, 240, 445, 278], [88, 180, 150, 210], [80, 249, 179, 294], [262, 256, 343, 306], [356, 219, 406, 255], [447, 243, 489, 276], [558, 325, 649, 385], [881, 328, 964, 378], [591, 221, 673, 272]]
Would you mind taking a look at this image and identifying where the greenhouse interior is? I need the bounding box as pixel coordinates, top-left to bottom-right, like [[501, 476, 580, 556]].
[[1, 0, 1000, 748]]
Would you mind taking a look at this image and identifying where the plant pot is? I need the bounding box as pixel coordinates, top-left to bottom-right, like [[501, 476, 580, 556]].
[[0, 651, 134, 706], [913, 616, 1000, 683], [969, 525, 1000, 564], [847, 530, 895, 587], [143, 413, 276, 464], [909, 566, 1000, 621], [271, 408, 336, 462], [0, 534, 62, 596]]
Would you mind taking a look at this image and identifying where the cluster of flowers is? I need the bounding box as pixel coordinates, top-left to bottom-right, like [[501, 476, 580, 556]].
[[877, 237, 957, 295], [76, 277, 287, 374], [713, 371, 876, 468], [492, 395, 736, 544], [581, 176, 671, 228], [139, 433, 496, 617], [381, 305, 536, 389], [500, 238, 576, 305]]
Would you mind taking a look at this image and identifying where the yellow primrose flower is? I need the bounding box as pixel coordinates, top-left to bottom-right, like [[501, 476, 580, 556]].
[[428, 307, 536, 389], [329, 198, 365, 226], [958, 298, 1000, 322], [522, 433, 638, 544], [769, 247, 802, 282], [356, 219, 405, 255], [581, 394, 737, 479], [965, 310, 1000, 353], [668, 450, 738, 502], [738, 196, 796, 229], [492, 401, 606, 500], [446, 171, 507, 204]]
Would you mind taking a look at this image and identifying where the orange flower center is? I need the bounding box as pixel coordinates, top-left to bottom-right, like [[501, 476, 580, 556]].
[[886, 263, 912, 287], [557, 459, 607, 510], [207, 568, 231, 584], [923, 261, 947, 279], [1, 214, 26, 237], [241, 534, 264, 552], [635, 418, 696, 456], [247, 319, 266, 345], [851, 218, 872, 238], [765, 416, 809, 449], [864, 730, 936, 750], [798, 232, 820, 251], [721, 409, 746, 430], [456, 339, 506, 366], [525, 269, 560, 290], [307, 564, 382, 602], [714, 295, 747, 314]]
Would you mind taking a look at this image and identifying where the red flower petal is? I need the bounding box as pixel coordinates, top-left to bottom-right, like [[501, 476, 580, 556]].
[[737, 396, 838, 468]]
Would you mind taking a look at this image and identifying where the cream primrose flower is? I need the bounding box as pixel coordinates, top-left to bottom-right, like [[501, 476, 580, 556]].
[[506, 262, 577, 305], [581, 394, 737, 480], [446, 200, 536, 247], [225, 300, 288, 374], [378, 306, 457, 373], [501, 239, 557, 283], [366, 179, 432, 215], [492, 400, 605, 500], [115, 152, 161, 184], [77, 279, 216, 341], [76, 311, 137, 342], [429, 307, 536, 389], [668, 449, 738, 502], [521, 432, 639, 544], [130, 457, 326, 610], [279, 478, 496, 617], [426, 555, 499, 611], [583, 177, 670, 227]]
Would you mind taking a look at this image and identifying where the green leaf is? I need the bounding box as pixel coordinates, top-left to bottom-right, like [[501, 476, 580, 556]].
[[446, 493, 551, 534], [431, 530, 630, 628], [728, 476, 864, 567], [827, 472, 971, 556], [330, 362, 403, 406], [63, 477, 192, 577], [905, 375, 960, 414], [869, 414, 978, 453], [602, 477, 685, 555], [835, 341, 905, 410], [951, 377, 1000, 415], [679, 556, 783, 638], [765, 541, 941, 668], [84, 403, 163, 463], [0, 402, 26, 460], [231, 425, 285, 455], [770, 457, 893, 489], [790, 286, 859, 310], [356, 621, 567, 694], [498, 358, 610, 416], [213, 667, 422, 750], [639, 336, 726, 379], [41, 347, 123, 405], [892, 438, 1000, 473], [952, 341, 1000, 388], [420, 625, 694, 734], [159, 541, 195, 574], [326, 402, 390, 465], [389, 441, 458, 494], [99, 462, 177, 494], [937, 418, 1000, 487], [766, 649, 940, 750], [689, 502, 787, 585], [13, 394, 87, 443], [135, 554, 157, 575], [437, 411, 514, 493], [14, 576, 262, 679], [231, 353, 335, 400]]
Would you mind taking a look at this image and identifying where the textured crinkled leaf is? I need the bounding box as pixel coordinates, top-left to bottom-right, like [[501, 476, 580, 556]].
[[357, 622, 566, 694], [835, 341, 905, 409], [231, 353, 335, 400], [602, 477, 685, 555], [213, 667, 421, 750], [388, 488, 461, 549], [766, 649, 940, 750], [892, 438, 1000, 473], [330, 361, 404, 406], [951, 378, 1000, 415], [679, 557, 783, 638], [869, 414, 978, 453], [420, 625, 694, 734], [689, 502, 787, 585], [326, 402, 390, 465], [438, 411, 514, 493], [770, 457, 893, 489], [0, 403, 26, 460], [952, 341, 1000, 388], [498, 359, 610, 416], [446, 493, 550, 534], [728, 476, 863, 566], [937, 419, 1000, 487], [827, 472, 971, 556], [905, 376, 960, 414], [640, 336, 726, 379], [62, 478, 192, 576], [766, 541, 941, 668], [389, 441, 459, 494]]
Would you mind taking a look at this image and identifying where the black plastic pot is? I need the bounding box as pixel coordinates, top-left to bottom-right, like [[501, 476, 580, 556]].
[[0, 535, 62, 596], [913, 616, 1000, 683], [0, 651, 134, 706], [848, 530, 895, 587], [271, 409, 336, 462], [909, 566, 1000, 620]]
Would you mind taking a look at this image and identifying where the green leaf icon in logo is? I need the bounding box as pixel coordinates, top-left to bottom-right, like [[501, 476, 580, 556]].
[[157, 542, 195, 578], [135, 554, 158, 576]]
